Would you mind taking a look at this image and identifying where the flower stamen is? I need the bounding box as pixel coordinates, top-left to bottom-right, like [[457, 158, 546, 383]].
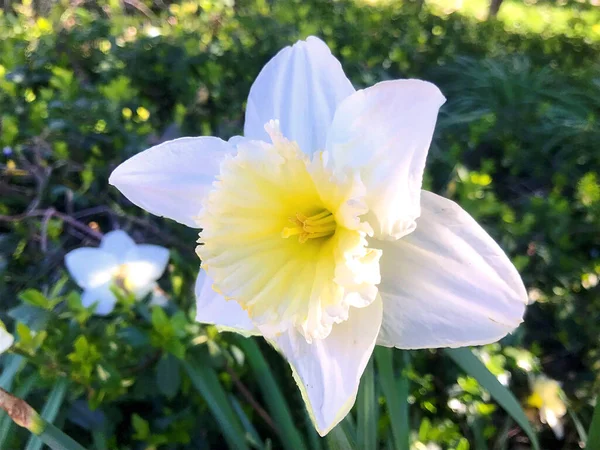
[[281, 209, 337, 243]]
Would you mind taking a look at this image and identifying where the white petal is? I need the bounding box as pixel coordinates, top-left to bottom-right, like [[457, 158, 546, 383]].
[[81, 284, 118, 316], [125, 244, 170, 281], [100, 230, 136, 260], [541, 408, 564, 440], [326, 80, 446, 240], [65, 248, 118, 289], [194, 270, 257, 335], [375, 191, 528, 349], [121, 245, 170, 299], [245, 36, 354, 156], [0, 328, 14, 354], [272, 296, 382, 436], [109, 137, 234, 228]]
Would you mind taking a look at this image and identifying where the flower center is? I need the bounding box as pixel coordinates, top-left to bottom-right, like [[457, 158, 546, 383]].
[[114, 264, 131, 291], [282, 209, 337, 243]]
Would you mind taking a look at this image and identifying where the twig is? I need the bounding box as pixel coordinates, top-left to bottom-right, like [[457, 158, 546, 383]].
[[122, 0, 155, 19], [40, 208, 54, 253], [0, 209, 104, 241], [225, 365, 278, 435]]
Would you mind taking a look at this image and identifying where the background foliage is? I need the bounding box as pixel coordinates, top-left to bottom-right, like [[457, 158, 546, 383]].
[[0, 0, 599, 448]]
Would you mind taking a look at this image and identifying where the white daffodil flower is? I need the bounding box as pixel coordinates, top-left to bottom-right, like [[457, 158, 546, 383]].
[[0, 320, 14, 354], [65, 230, 169, 315], [528, 376, 566, 439], [109, 37, 528, 435]]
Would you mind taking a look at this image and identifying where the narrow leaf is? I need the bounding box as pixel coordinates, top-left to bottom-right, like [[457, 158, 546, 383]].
[[357, 357, 377, 450], [302, 404, 322, 450], [445, 348, 540, 450], [375, 347, 409, 450], [25, 377, 70, 450], [0, 355, 24, 390], [183, 358, 250, 450], [587, 398, 600, 449], [38, 422, 87, 450], [326, 416, 357, 450], [237, 337, 306, 450]]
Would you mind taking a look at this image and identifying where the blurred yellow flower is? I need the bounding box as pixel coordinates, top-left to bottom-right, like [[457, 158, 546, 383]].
[[528, 376, 566, 439]]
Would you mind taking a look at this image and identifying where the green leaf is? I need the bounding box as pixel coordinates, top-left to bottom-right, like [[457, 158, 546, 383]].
[[151, 307, 172, 337], [445, 348, 540, 450], [357, 357, 378, 450], [236, 338, 306, 450], [18, 289, 48, 308], [375, 347, 410, 450], [587, 398, 600, 449], [183, 358, 250, 450], [156, 353, 181, 399], [132, 414, 150, 440], [25, 377, 69, 450]]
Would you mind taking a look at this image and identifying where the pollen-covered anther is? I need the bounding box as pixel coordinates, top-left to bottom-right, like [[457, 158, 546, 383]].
[[281, 209, 337, 243]]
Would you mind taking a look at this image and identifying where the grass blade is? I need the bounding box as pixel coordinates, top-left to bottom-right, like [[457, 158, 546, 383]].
[[357, 357, 377, 450], [25, 377, 69, 450], [396, 351, 410, 446], [587, 398, 600, 449], [445, 348, 540, 450], [38, 422, 87, 450], [0, 355, 24, 389], [236, 337, 306, 450], [183, 358, 250, 450], [375, 347, 409, 450]]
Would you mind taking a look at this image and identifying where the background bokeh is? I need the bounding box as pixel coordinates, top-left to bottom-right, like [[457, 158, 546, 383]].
[[0, 0, 599, 448]]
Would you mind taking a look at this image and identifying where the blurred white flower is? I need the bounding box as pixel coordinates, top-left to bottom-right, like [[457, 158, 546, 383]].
[[110, 37, 528, 435], [448, 398, 467, 415], [65, 230, 169, 315], [528, 376, 566, 439], [517, 356, 534, 372], [412, 442, 442, 450], [149, 286, 169, 307], [497, 371, 511, 386], [0, 320, 14, 354], [144, 25, 161, 38]]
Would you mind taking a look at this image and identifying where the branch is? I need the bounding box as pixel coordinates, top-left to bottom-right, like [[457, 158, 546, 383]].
[[0, 208, 103, 241]]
